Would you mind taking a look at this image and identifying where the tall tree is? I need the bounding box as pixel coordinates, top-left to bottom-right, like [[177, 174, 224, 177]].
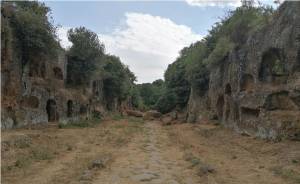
[[2, 1, 59, 65], [66, 27, 105, 86]]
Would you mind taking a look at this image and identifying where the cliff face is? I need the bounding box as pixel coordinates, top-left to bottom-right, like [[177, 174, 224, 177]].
[[0, 22, 110, 129], [187, 2, 300, 140], [1, 45, 107, 128]]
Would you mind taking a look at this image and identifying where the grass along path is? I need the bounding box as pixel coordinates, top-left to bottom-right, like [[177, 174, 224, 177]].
[[2, 118, 300, 184]]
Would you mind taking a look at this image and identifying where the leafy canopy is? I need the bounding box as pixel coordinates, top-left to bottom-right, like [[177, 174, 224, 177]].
[[66, 27, 105, 86], [2, 1, 59, 64]]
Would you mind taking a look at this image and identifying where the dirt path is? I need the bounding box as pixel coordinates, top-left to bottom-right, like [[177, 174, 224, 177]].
[[2, 118, 300, 184], [93, 122, 201, 184]]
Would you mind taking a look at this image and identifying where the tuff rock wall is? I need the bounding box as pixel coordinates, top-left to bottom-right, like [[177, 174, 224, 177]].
[[187, 2, 300, 140], [1, 38, 110, 129]]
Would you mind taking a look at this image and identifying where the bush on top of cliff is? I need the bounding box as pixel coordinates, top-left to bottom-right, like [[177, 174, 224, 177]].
[[187, 1, 274, 80], [184, 41, 210, 93], [66, 27, 105, 86], [203, 1, 274, 67], [64, 26, 137, 107], [2, 1, 59, 64], [68, 27, 105, 63]]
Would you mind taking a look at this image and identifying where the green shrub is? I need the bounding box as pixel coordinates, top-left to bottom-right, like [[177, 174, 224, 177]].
[[66, 27, 104, 86], [102, 55, 137, 109], [111, 113, 124, 121], [3, 1, 59, 64], [155, 91, 177, 114], [204, 37, 234, 68], [136, 79, 165, 109]]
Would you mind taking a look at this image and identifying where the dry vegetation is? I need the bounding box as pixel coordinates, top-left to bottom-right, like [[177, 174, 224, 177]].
[[1, 117, 145, 184], [2, 117, 300, 184], [166, 123, 300, 184]]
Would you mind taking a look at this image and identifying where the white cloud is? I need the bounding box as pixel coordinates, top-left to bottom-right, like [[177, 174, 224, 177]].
[[57, 26, 72, 49], [99, 12, 202, 83], [56, 13, 202, 83], [185, 0, 241, 7]]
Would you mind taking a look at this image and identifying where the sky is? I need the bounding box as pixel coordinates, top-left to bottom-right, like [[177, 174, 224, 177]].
[[45, 0, 277, 83]]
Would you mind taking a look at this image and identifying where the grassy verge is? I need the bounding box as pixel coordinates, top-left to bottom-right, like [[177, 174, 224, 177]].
[[58, 118, 101, 129], [111, 113, 124, 121], [271, 166, 300, 183]]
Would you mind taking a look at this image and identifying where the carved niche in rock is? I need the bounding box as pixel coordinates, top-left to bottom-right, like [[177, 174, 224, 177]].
[[46, 99, 58, 122], [225, 83, 232, 95], [258, 48, 287, 84]]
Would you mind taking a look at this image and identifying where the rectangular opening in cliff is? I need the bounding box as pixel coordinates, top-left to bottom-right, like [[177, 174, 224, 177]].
[[46, 99, 59, 122], [225, 84, 232, 96], [258, 48, 287, 84]]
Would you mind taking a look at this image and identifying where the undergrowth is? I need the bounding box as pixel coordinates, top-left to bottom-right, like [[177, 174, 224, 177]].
[[58, 118, 101, 129]]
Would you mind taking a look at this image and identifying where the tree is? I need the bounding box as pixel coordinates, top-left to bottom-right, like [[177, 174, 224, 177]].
[[66, 27, 105, 86], [164, 57, 190, 108], [67, 27, 104, 62], [2, 1, 59, 65], [102, 55, 136, 108], [136, 79, 166, 109], [155, 91, 177, 114], [129, 86, 143, 109]]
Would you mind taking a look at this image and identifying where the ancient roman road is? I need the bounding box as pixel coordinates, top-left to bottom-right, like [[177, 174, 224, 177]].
[[93, 122, 201, 184], [2, 118, 300, 184]]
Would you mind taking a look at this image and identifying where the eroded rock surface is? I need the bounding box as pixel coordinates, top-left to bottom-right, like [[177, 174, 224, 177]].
[[187, 2, 300, 140]]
